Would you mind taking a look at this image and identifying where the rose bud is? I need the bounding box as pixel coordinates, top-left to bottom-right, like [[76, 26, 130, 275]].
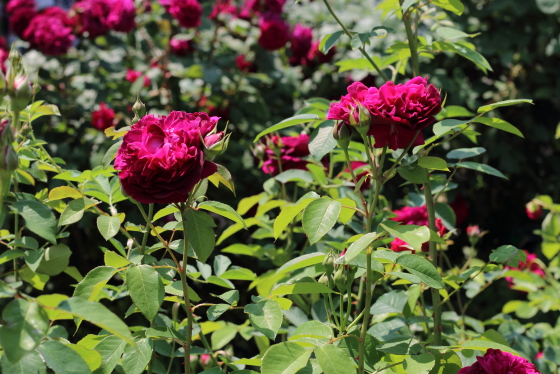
[[132, 96, 146, 123], [8, 74, 32, 116], [356, 103, 371, 136], [333, 266, 348, 292], [203, 131, 229, 160], [466, 225, 482, 246], [321, 252, 335, 275], [525, 200, 543, 220], [332, 121, 352, 150]]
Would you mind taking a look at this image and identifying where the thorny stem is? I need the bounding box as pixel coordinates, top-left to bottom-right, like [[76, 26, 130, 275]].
[[423, 182, 442, 345], [322, 0, 390, 82], [399, 1, 420, 76]]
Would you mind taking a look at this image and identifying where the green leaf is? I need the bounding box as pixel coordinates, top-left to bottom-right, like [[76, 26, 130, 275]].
[[152, 205, 179, 222], [403, 353, 436, 374], [302, 198, 342, 244], [24, 249, 44, 272], [126, 265, 164, 322], [350, 32, 371, 50], [102, 141, 122, 169], [437, 105, 475, 119], [398, 165, 429, 184], [454, 161, 507, 179], [92, 335, 126, 374], [10, 200, 57, 244], [277, 253, 326, 275], [272, 277, 334, 295], [221, 267, 256, 280], [48, 186, 82, 201], [275, 170, 313, 184], [402, 0, 420, 13], [446, 147, 486, 159], [68, 344, 102, 372], [207, 163, 236, 195], [436, 27, 472, 40], [337, 233, 382, 265], [254, 114, 320, 143], [36, 340, 92, 374], [121, 337, 153, 374], [104, 251, 130, 268], [489, 245, 526, 267], [59, 198, 97, 226], [261, 342, 312, 374], [377, 336, 422, 355], [380, 223, 430, 252], [477, 99, 533, 114], [370, 290, 407, 314], [213, 290, 239, 305], [309, 120, 337, 161], [245, 299, 283, 340], [319, 31, 344, 54], [164, 281, 201, 301], [0, 350, 46, 374], [418, 156, 449, 171], [395, 254, 445, 289], [314, 344, 356, 374], [274, 194, 318, 239], [291, 321, 333, 346], [0, 250, 24, 265], [432, 0, 464, 15], [74, 266, 118, 301], [57, 297, 134, 346], [96, 216, 121, 241], [432, 118, 472, 137], [198, 201, 247, 228], [460, 340, 519, 354], [237, 193, 266, 215], [434, 202, 456, 230], [36, 243, 72, 276], [428, 350, 463, 374], [433, 41, 491, 71], [207, 304, 230, 321], [472, 117, 524, 138], [211, 324, 237, 349], [184, 209, 216, 263], [0, 299, 49, 363]]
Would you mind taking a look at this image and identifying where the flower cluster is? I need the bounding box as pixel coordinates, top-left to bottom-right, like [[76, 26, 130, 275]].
[[257, 134, 311, 176], [458, 349, 540, 374], [505, 250, 545, 288], [390, 205, 446, 253], [159, 0, 203, 29], [115, 111, 222, 204], [327, 77, 442, 150], [72, 0, 136, 38]]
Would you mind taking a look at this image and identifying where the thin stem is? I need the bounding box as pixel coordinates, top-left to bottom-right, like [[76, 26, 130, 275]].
[[382, 131, 420, 181], [180, 205, 194, 374], [343, 149, 369, 215], [423, 182, 442, 345], [439, 264, 487, 307], [322, 0, 390, 82], [140, 203, 154, 255], [399, 2, 420, 76], [374, 361, 404, 374], [13, 180, 19, 281]]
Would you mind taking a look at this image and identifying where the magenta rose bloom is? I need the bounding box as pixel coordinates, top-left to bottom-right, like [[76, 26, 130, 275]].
[[261, 134, 310, 175], [106, 0, 136, 33], [170, 37, 192, 56], [328, 77, 441, 150], [258, 12, 290, 51], [458, 349, 540, 374], [289, 24, 313, 66], [23, 7, 75, 56], [72, 0, 110, 38], [7, 0, 38, 38], [92, 102, 116, 131], [159, 0, 202, 29], [115, 111, 219, 204]]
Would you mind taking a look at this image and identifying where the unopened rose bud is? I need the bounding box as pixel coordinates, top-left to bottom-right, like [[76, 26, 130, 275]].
[[466, 225, 485, 246], [203, 131, 229, 160], [252, 143, 266, 160], [322, 252, 335, 275], [332, 121, 352, 150], [356, 104, 371, 136], [132, 96, 146, 124], [333, 266, 347, 292], [525, 200, 543, 221]]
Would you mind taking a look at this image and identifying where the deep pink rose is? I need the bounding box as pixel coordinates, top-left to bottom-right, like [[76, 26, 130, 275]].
[[0, 38, 8, 74], [235, 55, 256, 72], [344, 161, 370, 191], [327, 77, 441, 150], [23, 7, 75, 56], [458, 349, 540, 374], [389, 205, 446, 253], [159, 0, 202, 29], [72, 0, 110, 38], [258, 12, 290, 51], [7, 0, 38, 38], [209, 0, 238, 20], [126, 69, 151, 87], [525, 201, 543, 220], [450, 194, 469, 226], [307, 41, 336, 65], [106, 0, 136, 33], [289, 24, 313, 66], [505, 250, 545, 288], [261, 134, 310, 175], [115, 111, 219, 204], [92, 102, 115, 131], [170, 37, 192, 56]]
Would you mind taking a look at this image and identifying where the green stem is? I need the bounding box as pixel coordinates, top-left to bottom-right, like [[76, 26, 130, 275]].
[[180, 205, 194, 374], [423, 182, 442, 345], [322, 0, 390, 82], [439, 264, 487, 306], [399, 2, 420, 76], [140, 203, 154, 255], [382, 131, 420, 181], [147, 318, 156, 374], [343, 149, 369, 215], [13, 180, 19, 281], [343, 284, 353, 330], [199, 331, 221, 368]]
